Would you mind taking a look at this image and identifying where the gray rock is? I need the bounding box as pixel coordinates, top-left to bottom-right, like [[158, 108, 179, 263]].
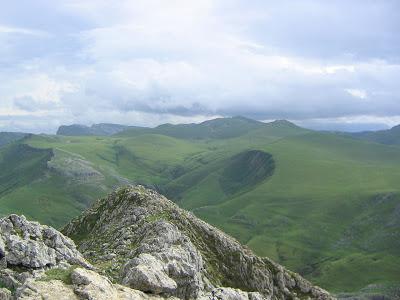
[[15, 267, 180, 300], [0, 214, 89, 269], [15, 279, 79, 300], [120, 221, 204, 298], [71, 268, 119, 300], [0, 214, 91, 291], [121, 253, 177, 294], [0, 288, 12, 300]]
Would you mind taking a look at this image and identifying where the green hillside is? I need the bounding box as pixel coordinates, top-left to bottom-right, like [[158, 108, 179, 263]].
[[0, 132, 28, 147], [57, 123, 139, 136], [0, 117, 399, 295], [177, 132, 400, 292], [0, 144, 52, 197], [348, 124, 400, 145], [117, 116, 307, 140]]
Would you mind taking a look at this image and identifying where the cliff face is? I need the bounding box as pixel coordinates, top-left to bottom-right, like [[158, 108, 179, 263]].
[[0, 186, 334, 299]]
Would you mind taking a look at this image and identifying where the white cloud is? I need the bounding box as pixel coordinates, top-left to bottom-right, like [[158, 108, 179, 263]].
[[0, 25, 49, 37], [345, 89, 367, 99], [0, 1, 399, 133], [325, 65, 355, 74]]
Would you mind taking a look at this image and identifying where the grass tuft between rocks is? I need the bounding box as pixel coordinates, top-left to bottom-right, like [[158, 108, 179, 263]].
[[40, 266, 78, 285]]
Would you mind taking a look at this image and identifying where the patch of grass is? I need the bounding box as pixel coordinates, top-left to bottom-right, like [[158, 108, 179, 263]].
[[13, 227, 24, 237], [0, 280, 12, 292], [145, 211, 172, 223], [40, 266, 77, 285]]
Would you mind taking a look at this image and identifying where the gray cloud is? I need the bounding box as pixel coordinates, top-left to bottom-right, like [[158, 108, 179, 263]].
[[13, 96, 60, 112], [0, 0, 400, 133]]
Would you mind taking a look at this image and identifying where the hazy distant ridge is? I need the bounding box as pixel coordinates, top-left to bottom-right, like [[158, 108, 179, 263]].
[[56, 123, 140, 136]]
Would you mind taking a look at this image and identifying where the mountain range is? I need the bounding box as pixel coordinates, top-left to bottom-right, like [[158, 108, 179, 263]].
[[347, 124, 400, 145], [0, 116, 399, 298], [56, 123, 139, 136]]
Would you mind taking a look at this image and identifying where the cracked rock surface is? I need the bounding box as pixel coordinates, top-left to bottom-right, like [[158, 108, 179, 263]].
[[0, 214, 90, 293]]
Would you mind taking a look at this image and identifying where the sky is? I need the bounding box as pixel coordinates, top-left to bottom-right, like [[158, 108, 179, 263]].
[[0, 0, 400, 133]]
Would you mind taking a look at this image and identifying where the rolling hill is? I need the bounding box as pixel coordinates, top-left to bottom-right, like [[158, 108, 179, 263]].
[[57, 123, 140, 136], [0, 132, 28, 147], [347, 124, 400, 145], [117, 116, 308, 140], [0, 117, 399, 297]]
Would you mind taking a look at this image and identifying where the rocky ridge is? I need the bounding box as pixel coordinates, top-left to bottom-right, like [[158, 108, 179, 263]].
[[63, 186, 333, 300], [0, 186, 334, 299]]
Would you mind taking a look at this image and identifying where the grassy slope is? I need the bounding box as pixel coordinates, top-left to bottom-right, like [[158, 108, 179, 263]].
[[349, 125, 400, 145], [0, 144, 53, 197], [184, 132, 400, 292], [0, 121, 399, 293], [0, 132, 28, 147], [0, 134, 210, 227]]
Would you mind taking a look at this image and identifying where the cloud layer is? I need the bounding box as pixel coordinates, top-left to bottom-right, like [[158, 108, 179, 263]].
[[1, 0, 400, 133]]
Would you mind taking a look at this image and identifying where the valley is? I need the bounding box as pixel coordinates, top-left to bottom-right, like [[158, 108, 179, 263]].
[[0, 117, 399, 295]]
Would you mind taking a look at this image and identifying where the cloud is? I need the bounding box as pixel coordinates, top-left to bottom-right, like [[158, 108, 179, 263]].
[[345, 89, 367, 99], [0, 0, 399, 133], [0, 25, 49, 37]]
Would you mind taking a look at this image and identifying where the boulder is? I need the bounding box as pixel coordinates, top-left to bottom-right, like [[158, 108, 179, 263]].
[[121, 253, 177, 294], [0, 214, 91, 292], [0, 288, 12, 300], [120, 221, 204, 298], [0, 215, 89, 270], [71, 268, 118, 300]]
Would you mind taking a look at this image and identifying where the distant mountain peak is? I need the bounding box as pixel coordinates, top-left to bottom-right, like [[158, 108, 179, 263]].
[[391, 124, 400, 131], [230, 115, 264, 123], [270, 119, 298, 127], [57, 123, 135, 136], [349, 122, 400, 145], [199, 115, 263, 125], [117, 116, 309, 139]]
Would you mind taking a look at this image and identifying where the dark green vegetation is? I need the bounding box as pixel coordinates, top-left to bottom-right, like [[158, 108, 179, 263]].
[[219, 150, 275, 195], [0, 132, 28, 147], [0, 144, 52, 198], [0, 116, 399, 295]]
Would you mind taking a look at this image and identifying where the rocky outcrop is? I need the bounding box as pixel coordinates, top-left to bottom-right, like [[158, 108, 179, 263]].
[[15, 267, 171, 300], [0, 186, 334, 299], [0, 214, 90, 292], [63, 185, 334, 300], [16, 279, 79, 300], [119, 221, 204, 298], [0, 213, 177, 299], [70, 267, 171, 300]]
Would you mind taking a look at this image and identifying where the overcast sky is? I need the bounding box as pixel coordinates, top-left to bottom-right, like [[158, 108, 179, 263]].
[[1, 0, 400, 133]]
